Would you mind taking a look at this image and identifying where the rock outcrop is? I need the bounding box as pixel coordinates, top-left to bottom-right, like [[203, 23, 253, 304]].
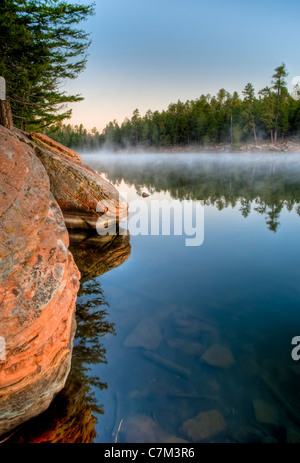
[[28, 132, 128, 230], [0, 126, 130, 438], [0, 126, 80, 436], [30, 132, 82, 162], [69, 230, 131, 283]]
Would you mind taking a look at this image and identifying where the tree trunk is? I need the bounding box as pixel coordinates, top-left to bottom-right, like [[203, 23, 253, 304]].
[[21, 119, 26, 132], [274, 128, 277, 144], [252, 118, 257, 144], [253, 127, 257, 144], [0, 100, 13, 129], [270, 130, 274, 144]]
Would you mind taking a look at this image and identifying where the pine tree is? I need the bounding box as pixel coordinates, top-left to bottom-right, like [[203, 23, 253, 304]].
[[131, 108, 141, 145], [0, 0, 94, 130], [271, 63, 289, 143], [242, 83, 257, 143], [259, 86, 276, 143]]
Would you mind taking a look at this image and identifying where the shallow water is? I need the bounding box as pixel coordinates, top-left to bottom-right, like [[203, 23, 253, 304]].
[[10, 152, 300, 443]]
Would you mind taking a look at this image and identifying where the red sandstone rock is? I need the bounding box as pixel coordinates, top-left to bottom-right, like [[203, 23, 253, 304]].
[[27, 131, 128, 229], [30, 132, 82, 162], [0, 126, 80, 436]]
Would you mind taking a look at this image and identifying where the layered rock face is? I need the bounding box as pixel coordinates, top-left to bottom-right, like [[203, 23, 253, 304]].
[[0, 126, 80, 436], [29, 132, 128, 230]]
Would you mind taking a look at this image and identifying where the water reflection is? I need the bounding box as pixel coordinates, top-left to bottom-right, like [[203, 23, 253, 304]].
[[71, 279, 115, 415], [69, 230, 131, 282], [84, 153, 300, 232]]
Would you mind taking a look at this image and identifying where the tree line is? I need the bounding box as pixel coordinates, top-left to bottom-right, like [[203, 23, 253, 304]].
[[45, 64, 300, 150]]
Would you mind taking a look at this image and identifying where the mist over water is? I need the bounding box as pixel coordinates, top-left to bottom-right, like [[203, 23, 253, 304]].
[[81, 151, 300, 183], [82, 151, 300, 163]]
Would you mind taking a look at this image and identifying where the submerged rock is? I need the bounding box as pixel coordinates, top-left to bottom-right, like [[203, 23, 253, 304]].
[[201, 344, 235, 369], [252, 399, 279, 426], [123, 317, 162, 350], [123, 414, 187, 443], [143, 351, 191, 379], [180, 409, 226, 441], [173, 317, 218, 340], [167, 338, 205, 356], [0, 126, 80, 436]]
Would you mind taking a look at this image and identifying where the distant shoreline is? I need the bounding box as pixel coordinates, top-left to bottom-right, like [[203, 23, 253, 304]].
[[111, 140, 300, 155]]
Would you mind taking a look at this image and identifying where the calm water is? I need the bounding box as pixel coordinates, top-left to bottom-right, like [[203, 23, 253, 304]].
[[10, 153, 300, 443]]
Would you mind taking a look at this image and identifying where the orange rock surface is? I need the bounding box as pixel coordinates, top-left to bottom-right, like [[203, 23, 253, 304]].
[[0, 126, 80, 436], [30, 132, 82, 162], [28, 131, 128, 229]]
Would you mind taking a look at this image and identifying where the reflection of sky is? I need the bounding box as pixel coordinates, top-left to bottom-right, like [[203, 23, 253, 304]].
[[66, 0, 300, 131]]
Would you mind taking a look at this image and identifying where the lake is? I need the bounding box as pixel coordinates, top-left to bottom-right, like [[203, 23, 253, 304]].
[[10, 152, 300, 443]]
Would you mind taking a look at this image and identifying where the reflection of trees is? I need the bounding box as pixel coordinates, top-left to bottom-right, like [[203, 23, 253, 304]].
[[265, 203, 283, 233], [90, 157, 300, 232], [72, 279, 116, 414], [239, 198, 251, 218], [254, 198, 283, 232]]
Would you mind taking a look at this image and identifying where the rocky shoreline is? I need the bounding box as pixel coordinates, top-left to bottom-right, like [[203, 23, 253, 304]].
[[0, 126, 127, 437]]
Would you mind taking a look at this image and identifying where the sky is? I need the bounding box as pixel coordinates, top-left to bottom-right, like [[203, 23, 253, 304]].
[[65, 0, 300, 132]]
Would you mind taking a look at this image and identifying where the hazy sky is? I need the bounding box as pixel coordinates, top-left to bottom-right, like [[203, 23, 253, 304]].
[[66, 0, 300, 131]]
